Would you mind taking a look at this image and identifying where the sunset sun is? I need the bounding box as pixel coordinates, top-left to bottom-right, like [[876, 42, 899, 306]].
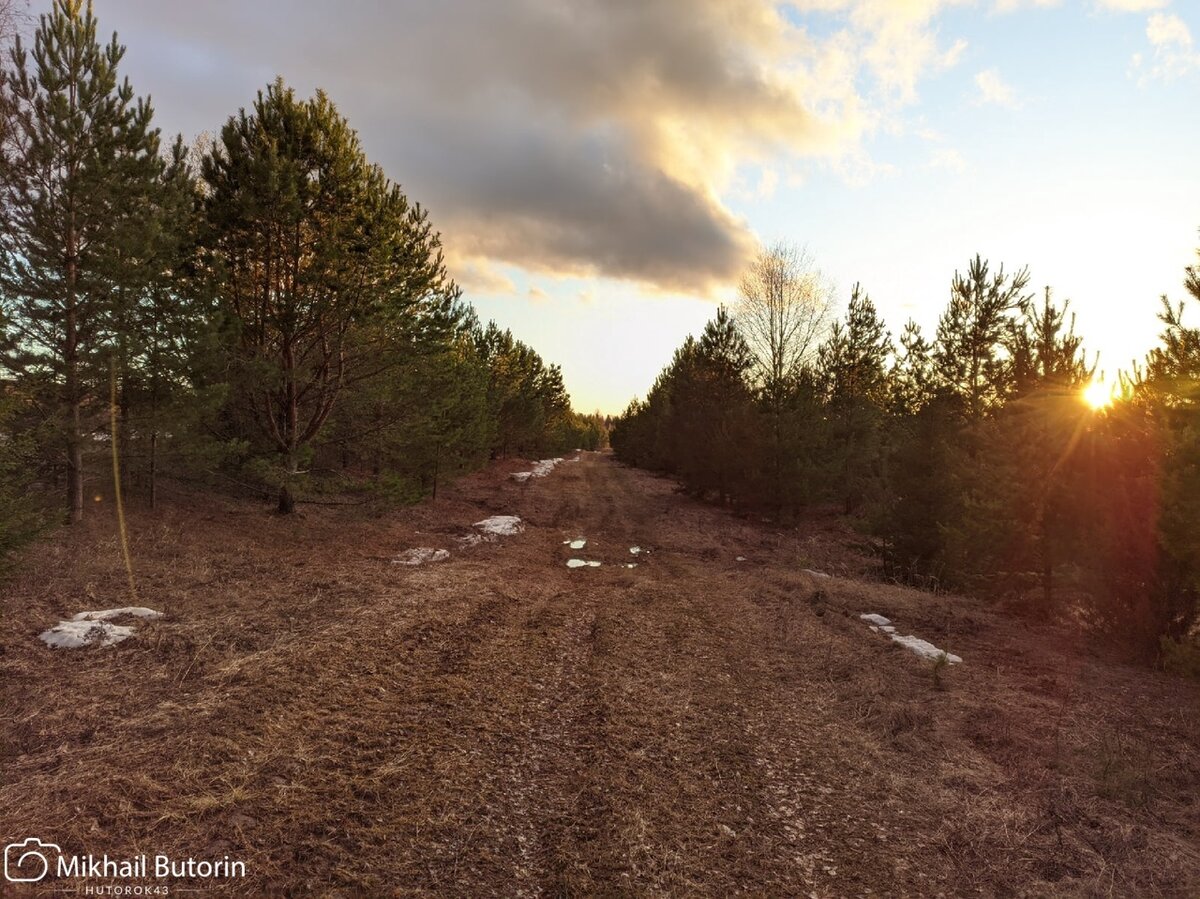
[[1083, 380, 1113, 410]]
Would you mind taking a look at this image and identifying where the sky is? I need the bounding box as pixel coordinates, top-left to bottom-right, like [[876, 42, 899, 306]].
[[92, 0, 1200, 414]]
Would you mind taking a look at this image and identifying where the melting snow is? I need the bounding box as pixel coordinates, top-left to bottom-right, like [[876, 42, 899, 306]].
[[736, 556, 747, 562], [803, 569, 830, 579], [474, 515, 524, 537], [629, 546, 643, 555], [561, 538, 587, 549], [860, 613, 962, 664], [511, 458, 564, 482], [891, 634, 962, 664], [566, 559, 602, 568], [393, 548, 450, 566], [40, 606, 165, 649]]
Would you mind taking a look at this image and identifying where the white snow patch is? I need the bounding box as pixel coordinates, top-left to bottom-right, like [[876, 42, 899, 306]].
[[561, 538, 587, 549], [861, 613, 962, 664], [625, 563, 638, 569], [629, 546, 643, 555], [40, 619, 135, 648], [802, 568, 830, 579], [72, 607, 164, 622], [511, 458, 563, 482], [566, 558, 602, 569], [393, 548, 450, 566], [39, 606, 165, 649], [890, 634, 962, 664], [736, 556, 747, 562], [474, 515, 524, 537]]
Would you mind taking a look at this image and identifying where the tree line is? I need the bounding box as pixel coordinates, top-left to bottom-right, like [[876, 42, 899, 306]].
[[0, 0, 603, 546], [612, 241, 1200, 658]]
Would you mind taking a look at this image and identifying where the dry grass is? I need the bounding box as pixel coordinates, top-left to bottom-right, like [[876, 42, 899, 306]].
[[2, 454, 1198, 896]]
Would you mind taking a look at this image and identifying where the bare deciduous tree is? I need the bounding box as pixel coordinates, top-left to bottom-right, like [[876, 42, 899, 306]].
[[735, 241, 834, 400]]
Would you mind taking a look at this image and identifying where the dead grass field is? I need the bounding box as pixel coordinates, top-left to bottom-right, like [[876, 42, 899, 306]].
[[2, 452, 1198, 897]]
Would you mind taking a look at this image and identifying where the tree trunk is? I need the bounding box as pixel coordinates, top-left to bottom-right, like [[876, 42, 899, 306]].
[[278, 481, 295, 514], [278, 452, 297, 514], [373, 401, 383, 480], [65, 299, 83, 522], [67, 425, 84, 523], [149, 431, 158, 510]]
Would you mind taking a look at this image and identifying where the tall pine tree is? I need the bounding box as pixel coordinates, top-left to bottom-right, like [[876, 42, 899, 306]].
[[0, 0, 165, 521]]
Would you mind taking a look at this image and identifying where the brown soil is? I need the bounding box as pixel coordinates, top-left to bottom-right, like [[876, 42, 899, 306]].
[[2, 452, 1198, 897]]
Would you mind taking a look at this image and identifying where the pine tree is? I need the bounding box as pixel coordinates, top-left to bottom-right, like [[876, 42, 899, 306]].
[[934, 255, 1032, 422], [889, 319, 934, 416], [199, 80, 451, 512], [670, 307, 755, 502], [1139, 247, 1200, 644], [0, 0, 165, 522], [816, 285, 892, 513]]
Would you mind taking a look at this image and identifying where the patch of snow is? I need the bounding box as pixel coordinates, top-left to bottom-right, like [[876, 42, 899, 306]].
[[41, 605, 166, 649], [625, 563, 638, 569], [511, 458, 564, 482], [474, 515, 524, 537], [629, 546, 643, 555], [566, 559, 602, 568], [393, 548, 450, 566], [890, 634, 962, 664], [72, 607, 163, 622], [562, 538, 586, 549], [861, 612, 962, 664], [736, 556, 747, 562], [802, 568, 830, 579], [457, 533, 486, 547], [40, 619, 136, 649]]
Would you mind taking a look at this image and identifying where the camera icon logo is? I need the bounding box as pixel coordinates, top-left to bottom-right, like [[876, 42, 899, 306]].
[[4, 837, 60, 883]]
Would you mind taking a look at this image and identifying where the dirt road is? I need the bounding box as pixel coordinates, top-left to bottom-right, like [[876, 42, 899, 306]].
[[3, 453, 1198, 896]]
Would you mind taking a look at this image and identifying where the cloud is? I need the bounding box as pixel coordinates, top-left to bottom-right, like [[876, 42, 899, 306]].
[[974, 68, 1021, 107], [929, 147, 968, 173], [940, 38, 970, 68], [1098, 0, 1168, 11], [792, 0, 975, 104], [101, 0, 981, 295], [994, 1, 1167, 15], [452, 259, 516, 297], [1133, 12, 1200, 81], [992, 0, 1060, 12]]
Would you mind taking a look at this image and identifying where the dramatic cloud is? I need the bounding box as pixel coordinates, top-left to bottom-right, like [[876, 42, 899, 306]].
[[100, 0, 977, 295]]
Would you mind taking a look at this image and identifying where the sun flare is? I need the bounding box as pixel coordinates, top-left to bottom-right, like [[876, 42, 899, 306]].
[[1083, 380, 1112, 410]]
